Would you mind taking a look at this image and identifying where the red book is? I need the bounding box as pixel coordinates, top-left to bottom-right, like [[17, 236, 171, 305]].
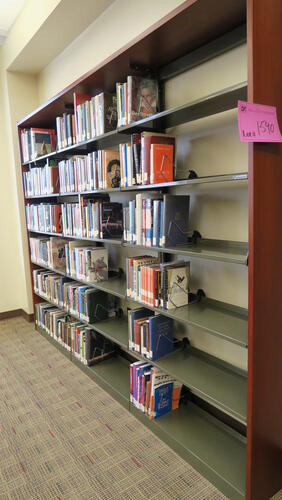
[[73, 92, 91, 140], [150, 143, 174, 184], [141, 132, 175, 185], [53, 205, 62, 233], [49, 166, 59, 193]]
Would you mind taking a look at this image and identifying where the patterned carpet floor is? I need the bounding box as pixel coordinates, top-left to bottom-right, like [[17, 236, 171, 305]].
[[0, 317, 228, 499]]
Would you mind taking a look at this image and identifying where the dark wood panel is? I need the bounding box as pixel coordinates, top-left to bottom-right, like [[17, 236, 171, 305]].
[[247, 0, 282, 499], [17, 0, 245, 128]]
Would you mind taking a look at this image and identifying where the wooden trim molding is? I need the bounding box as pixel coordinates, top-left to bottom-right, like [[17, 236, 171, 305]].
[[0, 309, 34, 322]]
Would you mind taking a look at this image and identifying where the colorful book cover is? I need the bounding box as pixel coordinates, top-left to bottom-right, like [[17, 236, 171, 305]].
[[85, 247, 108, 282], [104, 150, 121, 188], [148, 315, 174, 360], [128, 76, 159, 123], [166, 263, 190, 309], [150, 143, 174, 184]]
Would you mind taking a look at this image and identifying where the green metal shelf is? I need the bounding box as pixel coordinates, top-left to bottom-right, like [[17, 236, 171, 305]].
[[28, 228, 122, 246], [131, 403, 246, 500], [92, 316, 247, 423], [22, 83, 247, 167], [35, 294, 246, 423], [32, 262, 247, 347], [127, 297, 248, 347], [31, 259, 125, 299], [24, 172, 248, 200], [124, 238, 248, 265], [119, 81, 247, 133], [35, 323, 246, 500]]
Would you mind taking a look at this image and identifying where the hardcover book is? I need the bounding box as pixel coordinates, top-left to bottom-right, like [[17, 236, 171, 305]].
[[150, 143, 174, 184], [49, 237, 68, 270], [141, 132, 175, 185], [162, 194, 190, 247], [100, 202, 123, 239], [30, 128, 56, 159], [85, 247, 108, 282], [104, 150, 121, 188], [148, 315, 174, 360], [128, 76, 159, 123]]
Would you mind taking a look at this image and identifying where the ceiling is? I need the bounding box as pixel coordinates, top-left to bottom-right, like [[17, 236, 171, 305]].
[[0, 0, 26, 45]]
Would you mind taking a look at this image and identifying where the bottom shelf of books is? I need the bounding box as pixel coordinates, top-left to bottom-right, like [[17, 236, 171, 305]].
[[36, 316, 246, 499]]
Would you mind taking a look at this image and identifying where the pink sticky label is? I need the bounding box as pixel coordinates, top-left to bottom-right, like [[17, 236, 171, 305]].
[[238, 101, 282, 142]]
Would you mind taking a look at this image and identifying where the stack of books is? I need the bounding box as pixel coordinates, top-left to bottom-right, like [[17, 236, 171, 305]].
[[35, 302, 115, 365], [33, 269, 73, 305], [126, 257, 190, 309], [130, 361, 182, 419], [26, 203, 62, 233], [63, 282, 108, 323], [65, 242, 108, 282], [123, 193, 190, 247], [23, 161, 59, 197], [56, 113, 76, 150], [128, 307, 174, 359], [33, 271, 108, 323], [73, 91, 117, 143], [58, 149, 121, 193], [20, 128, 56, 162], [116, 76, 159, 127], [29, 236, 49, 265], [61, 197, 123, 239], [120, 132, 175, 187]]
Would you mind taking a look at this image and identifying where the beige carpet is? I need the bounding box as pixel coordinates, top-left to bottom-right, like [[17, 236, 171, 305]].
[[0, 316, 226, 500]]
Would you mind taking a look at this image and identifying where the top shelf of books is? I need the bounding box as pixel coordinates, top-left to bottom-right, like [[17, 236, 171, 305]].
[[21, 82, 247, 166]]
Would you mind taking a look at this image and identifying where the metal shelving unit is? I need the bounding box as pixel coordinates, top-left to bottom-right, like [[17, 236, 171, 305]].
[[37, 322, 246, 500]]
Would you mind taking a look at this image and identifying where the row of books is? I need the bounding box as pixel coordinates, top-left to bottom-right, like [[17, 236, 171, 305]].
[[24, 131, 175, 198], [26, 203, 62, 233], [130, 361, 182, 419], [128, 307, 173, 360], [123, 193, 190, 247], [56, 113, 75, 150], [23, 162, 59, 197], [21, 128, 56, 163], [33, 270, 108, 323], [56, 132, 174, 190], [126, 257, 190, 310], [58, 150, 120, 193], [35, 302, 115, 365], [61, 198, 122, 239], [25, 199, 123, 240], [20, 76, 160, 162], [116, 76, 158, 127], [30, 236, 109, 282]]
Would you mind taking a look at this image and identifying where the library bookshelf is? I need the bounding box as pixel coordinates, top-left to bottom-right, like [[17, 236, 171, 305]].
[[17, 1, 282, 499]]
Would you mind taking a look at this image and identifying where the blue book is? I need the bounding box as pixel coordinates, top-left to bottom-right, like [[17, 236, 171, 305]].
[[152, 199, 161, 247], [154, 381, 173, 418], [148, 315, 173, 360]]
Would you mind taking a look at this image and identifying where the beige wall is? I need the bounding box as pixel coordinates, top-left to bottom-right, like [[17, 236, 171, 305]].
[[37, 0, 186, 103]]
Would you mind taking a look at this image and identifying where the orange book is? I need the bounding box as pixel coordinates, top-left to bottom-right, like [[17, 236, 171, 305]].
[[172, 381, 182, 411], [150, 143, 174, 184]]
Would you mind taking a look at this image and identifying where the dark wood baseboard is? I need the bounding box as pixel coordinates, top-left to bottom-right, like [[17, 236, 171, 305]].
[[0, 309, 34, 322], [21, 310, 34, 323]]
